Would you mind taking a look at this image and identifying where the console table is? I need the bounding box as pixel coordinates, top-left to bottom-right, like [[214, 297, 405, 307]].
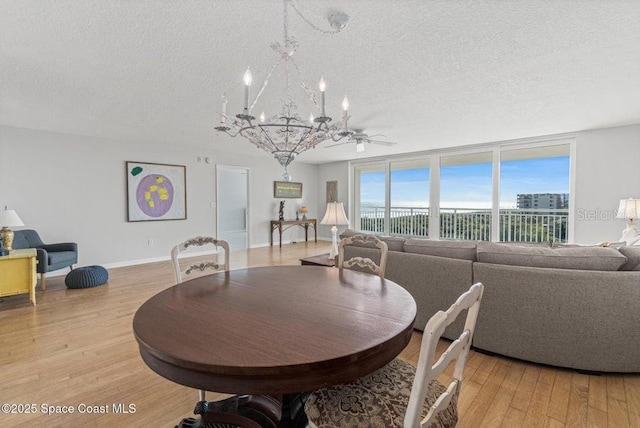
[[0, 248, 37, 305], [270, 219, 317, 248]]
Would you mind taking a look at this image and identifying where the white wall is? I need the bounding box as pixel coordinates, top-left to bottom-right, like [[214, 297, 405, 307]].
[[573, 124, 640, 244], [0, 126, 319, 270]]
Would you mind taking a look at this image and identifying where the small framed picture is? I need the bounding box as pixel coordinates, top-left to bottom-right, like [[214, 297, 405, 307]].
[[126, 161, 187, 221], [274, 181, 303, 198]]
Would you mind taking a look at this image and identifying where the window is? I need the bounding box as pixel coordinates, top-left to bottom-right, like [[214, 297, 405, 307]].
[[350, 138, 574, 242], [390, 159, 430, 237], [354, 163, 386, 234], [499, 145, 570, 243], [440, 152, 493, 241]]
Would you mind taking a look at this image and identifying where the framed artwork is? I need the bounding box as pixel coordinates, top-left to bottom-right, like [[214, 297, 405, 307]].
[[326, 180, 338, 203], [274, 181, 302, 198], [126, 161, 187, 221]]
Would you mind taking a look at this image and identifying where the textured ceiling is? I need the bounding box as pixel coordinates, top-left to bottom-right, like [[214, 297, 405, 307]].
[[2, 0, 639, 164]]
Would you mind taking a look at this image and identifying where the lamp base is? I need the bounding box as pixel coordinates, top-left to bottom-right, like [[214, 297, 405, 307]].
[[328, 226, 338, 260], [0, 227, 14, 251]]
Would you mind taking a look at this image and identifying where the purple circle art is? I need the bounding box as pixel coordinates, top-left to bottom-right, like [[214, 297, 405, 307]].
[[135, 174, 175, 217]]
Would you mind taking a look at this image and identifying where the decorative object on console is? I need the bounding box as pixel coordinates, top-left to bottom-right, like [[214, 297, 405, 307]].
[[299, 205, 308, 220], [278, 201, 285, 221], [214, 0, 354, 180], [126, 161, 186, 222], [320, 202, 349, 260], [616, 197, 640, 245], [0, 208, 25, 251]]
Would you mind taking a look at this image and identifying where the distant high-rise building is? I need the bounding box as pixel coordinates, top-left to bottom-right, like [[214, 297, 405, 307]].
[[517, 193, 569, 210]]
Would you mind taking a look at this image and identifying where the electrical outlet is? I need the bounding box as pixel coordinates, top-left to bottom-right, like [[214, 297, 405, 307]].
[[148, 238, 154, 246]]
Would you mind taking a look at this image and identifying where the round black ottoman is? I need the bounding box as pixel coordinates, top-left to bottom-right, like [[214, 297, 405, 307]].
[[65, 265, 109, 289]]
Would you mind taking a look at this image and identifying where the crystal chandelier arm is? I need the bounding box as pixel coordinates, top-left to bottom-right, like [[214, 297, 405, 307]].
[[289, 57, 320, 111], [250, 60, 281, 112]]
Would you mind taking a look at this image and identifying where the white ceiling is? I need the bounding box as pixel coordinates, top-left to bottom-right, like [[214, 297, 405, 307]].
[[2, 0, 639, 165]]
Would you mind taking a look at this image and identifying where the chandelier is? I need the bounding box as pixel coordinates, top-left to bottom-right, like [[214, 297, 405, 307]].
[[214, 0, 353, 180]]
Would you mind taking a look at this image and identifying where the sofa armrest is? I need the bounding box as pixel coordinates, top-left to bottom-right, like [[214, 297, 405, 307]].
[[41, 242, 78, 253], [35, 248, 47, 273]]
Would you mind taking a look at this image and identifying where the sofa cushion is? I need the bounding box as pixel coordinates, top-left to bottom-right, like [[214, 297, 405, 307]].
[[619, 246, 640, 271], [339, 229, 405, 252], [404, 238, 478, 261], [476, 241, 627, 271], [48, 251, 77, 267]]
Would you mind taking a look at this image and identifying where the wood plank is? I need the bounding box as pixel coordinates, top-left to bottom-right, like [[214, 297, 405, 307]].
[[589, 375, 608, 412], [547, 369, 573, 423], [459, 361, 510, 426], [565, 372, 589, 428], [588, 406, 608, 428], [607, 375, 628, 402], [607, 397, 630, 428], [511, 365, 542, 412], [523, 375, 554, 428], [501, 407, 526, 428]]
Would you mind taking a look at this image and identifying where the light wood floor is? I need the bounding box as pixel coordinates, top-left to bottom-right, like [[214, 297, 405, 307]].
[[1, 241, 638, 428]]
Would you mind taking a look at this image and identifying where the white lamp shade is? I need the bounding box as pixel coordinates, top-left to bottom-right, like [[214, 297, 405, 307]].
[[320, 202, 349, 226], [0, 210, 24, 227], [616, 198, 640, 219]]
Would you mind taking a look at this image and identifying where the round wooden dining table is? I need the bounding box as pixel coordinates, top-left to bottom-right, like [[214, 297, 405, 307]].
[[133, 265, 417, 427]]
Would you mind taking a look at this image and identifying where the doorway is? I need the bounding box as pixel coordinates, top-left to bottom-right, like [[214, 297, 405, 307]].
[[216, 165, 249, 250]]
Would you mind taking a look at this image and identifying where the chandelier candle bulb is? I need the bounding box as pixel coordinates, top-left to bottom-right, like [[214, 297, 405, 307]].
[[243, 68, 252, 110], [342, 96, 349, 128], [260, 111, 266, 123], [220, 94, 227, 124], [319, 77, 326, 117], [309, 113, 314, 123]]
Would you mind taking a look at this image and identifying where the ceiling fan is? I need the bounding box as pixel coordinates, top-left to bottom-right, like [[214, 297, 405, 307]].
[[325, 129, 398, 152]]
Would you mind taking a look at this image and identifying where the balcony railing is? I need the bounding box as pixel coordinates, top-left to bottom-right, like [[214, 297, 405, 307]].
[[359, 206, 569, 243]]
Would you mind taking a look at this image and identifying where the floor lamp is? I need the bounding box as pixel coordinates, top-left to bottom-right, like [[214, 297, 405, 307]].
[[320, 202, 350, 260]]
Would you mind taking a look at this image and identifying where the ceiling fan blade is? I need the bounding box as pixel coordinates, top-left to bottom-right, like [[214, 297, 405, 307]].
[[369, 140, 398, 146], [324, 141, 353, 148]]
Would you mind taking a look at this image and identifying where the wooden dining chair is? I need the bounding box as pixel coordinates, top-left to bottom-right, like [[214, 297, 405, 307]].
[[170, 235, 230, 402], [305, 282, 484, 428], [338, 234, 389, 277]]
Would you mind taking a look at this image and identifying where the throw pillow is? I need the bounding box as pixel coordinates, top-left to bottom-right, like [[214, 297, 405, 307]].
[[619, 246, 640, 271]]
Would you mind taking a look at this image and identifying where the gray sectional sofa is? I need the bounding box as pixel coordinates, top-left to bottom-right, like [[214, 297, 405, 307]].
[[340, 230, 640, 373]]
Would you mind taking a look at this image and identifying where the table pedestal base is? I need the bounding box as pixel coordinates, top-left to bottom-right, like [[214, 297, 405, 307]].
[[176, 393, 309, 428]]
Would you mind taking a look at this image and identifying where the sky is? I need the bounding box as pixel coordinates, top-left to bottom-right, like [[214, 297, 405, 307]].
[[360, 156, 570, 209]]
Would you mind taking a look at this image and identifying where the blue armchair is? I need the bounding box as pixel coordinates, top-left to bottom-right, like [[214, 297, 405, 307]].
[[12, 230, 78, 290]]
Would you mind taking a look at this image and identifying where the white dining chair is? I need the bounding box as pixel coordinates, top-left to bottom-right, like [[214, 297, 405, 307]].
[[305, 282, 484, 428], [338, 234, 388, 277], [170, 235, 230, 402]]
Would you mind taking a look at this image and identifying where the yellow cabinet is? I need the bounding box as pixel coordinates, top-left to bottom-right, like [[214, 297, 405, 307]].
[[0, 248, 37, 305]]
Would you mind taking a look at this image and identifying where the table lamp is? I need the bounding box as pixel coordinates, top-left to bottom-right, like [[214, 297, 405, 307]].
[[320, 202, 349, 260], [616, 197, 640, 245], [0, 208, 25, 251], [299, 205, 308, 220]]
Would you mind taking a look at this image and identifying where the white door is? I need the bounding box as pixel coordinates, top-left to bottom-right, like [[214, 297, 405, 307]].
[[216, 165, 249, 251]]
